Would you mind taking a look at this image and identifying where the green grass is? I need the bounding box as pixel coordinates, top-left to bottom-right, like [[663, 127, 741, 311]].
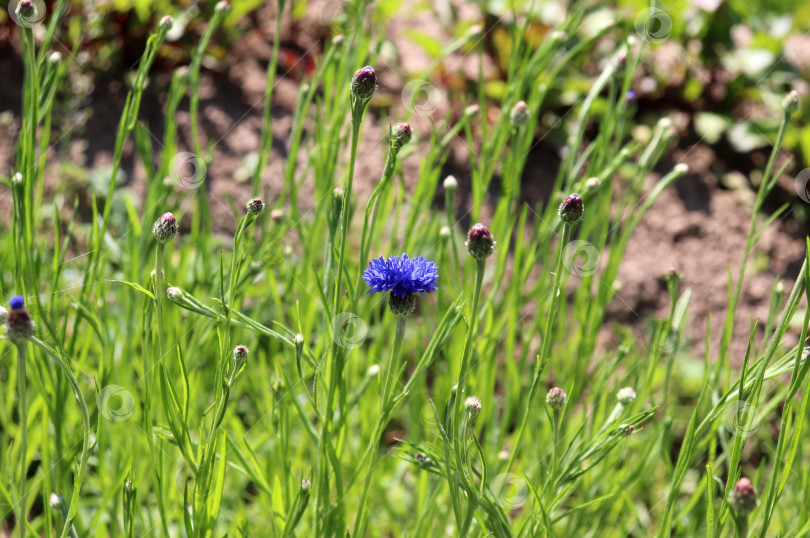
[[1, 1, 809, 536]]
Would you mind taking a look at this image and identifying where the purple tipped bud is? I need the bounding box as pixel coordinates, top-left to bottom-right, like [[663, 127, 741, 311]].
[[246, 197, 265, 217], [783, 91, 800, 114], [233, 345, 249, 361], [730, 477, 757, 514], [388, 292, 416, 317], [159, 15, 173, 31], [15, 0, 37, 20], [465, 223, 496, 260], [6, 295, 35, 344], [214, 0, 231, 13], [510, 101, 530, 126], [152, 212, 178, 243], [301, 478, 311, 491], [351, 66, 377, 100], [546, 387, 567, 410], [558, 193, 584, 225], [391, 122, 412, 151]]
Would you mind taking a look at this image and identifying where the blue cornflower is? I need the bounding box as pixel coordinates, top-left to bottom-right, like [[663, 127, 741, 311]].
[[363, 254, 439, 299]]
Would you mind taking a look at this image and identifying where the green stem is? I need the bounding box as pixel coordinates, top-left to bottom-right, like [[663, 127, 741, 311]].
[[734, 514, 749, 538], [453, 258, 486, 439], [505, 223, 571, 475], [16, 343, 27, 538], [353, 314, 407, 535], [154, 243, 166, 358]]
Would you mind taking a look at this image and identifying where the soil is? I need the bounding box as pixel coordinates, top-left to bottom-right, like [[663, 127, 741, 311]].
[[0, 1, 807, 363]]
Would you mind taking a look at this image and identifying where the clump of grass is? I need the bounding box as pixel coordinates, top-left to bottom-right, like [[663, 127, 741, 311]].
[[1, 1, 809, 537]]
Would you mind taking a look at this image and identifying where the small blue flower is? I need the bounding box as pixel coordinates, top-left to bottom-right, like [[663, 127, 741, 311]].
[[363, 253, 439, 299], [9, 295, 25, 310]]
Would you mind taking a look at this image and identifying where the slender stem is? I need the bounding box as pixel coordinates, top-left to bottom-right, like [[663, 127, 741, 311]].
[[505, 223, 571, 475], [453, 258, 486, 438], [735, 514, 749, 538], [353, 314, 407, 534], [16, 343, 27, 538], [154, 243, 166, 358]]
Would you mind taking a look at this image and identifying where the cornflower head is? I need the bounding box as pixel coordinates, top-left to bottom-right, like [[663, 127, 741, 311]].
[[616, 387, 636, 405], [510, 100, 530, 126], [730, 477, 758, 514], [546, 387, 567, 411], [558, 193, 584, 225], [363, 253, 439, 317], [152, 212, 178, 243], [246, 197, 265, 217], [465, 396, 482, 418], [351, 66, 377, 101], [391, 122, 412, 153], [5, 295, 35, 344], [466, 223, 496, 260]]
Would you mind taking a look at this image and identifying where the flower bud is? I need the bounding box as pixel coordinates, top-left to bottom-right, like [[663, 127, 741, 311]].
[[351, 66, 377, 100], [166, 287, 183, 300], [152, 212, 178, 244], [215, 0, 231, 13], [233, 345, 249, 362], [465, 223, 496, 260], [159, 15, 174, 31], [12, 172, 23, 186], [463, 104, 480, 118], [366, 364, 380, 377], [443, 175, 458, 191], [465, 396, 482, 418], [246, 197, 265, 217], [48, 51, 62, 63], [730, 477, 757, 514], [391, 122, 412, 152], [439, 226, 451, 239], [510, 100, 530, 126], [616, 387, 636, 405], [270, 209, 285, 223], [783, 91, 799, 114], [558, 193, 584, 225], [775, 281, 785, 295], [415, 452, 432, 466], [618, 424, 635, 436], [15, 0, 37, 21], [301, 478, 311, 491], [388, 292, 416, 317], [546, 387, 567, 410], [585, 177, 601, 193], [6, 295, 35, 344]]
